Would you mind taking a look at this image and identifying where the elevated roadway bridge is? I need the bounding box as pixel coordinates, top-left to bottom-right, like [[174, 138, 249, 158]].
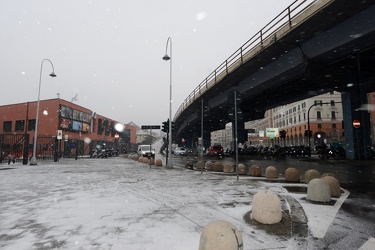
[[173, 0, 375, 160]]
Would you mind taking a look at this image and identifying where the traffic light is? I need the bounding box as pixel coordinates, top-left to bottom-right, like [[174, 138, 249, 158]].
[[304, 130, 308, 137], [171, 121, 175, 132], [162, 121, 169, 133], [309, 130, 313, 138]]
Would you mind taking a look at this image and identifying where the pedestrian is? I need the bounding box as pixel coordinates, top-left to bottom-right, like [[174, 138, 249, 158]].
[[8, 154, 15, 165]]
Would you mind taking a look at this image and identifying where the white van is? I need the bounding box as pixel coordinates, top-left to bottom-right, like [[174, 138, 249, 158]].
[[137, 145, 155, 158]]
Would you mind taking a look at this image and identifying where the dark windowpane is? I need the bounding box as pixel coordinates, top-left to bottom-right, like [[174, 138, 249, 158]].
[[15, 120, 24, 131], [3, 121, 12, 132], [28, 119, 36, 131]]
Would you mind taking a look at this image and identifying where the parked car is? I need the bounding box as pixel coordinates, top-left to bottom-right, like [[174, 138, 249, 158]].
[[174, 147, 187, 156]]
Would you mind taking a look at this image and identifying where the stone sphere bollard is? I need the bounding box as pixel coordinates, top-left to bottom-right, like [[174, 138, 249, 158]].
[[138, 157, 143, 162], [199, 220, 243, 250], [285, 167, 300, 182], [155, 159, 163, 167], [304, 169, 321, 184], [321, 173, 338, 180], [224, 163, 234, 173], [322, 175, 341, 197], [213, 162, 223, 172], [150, 158, 155, 165], [238, 164, 246, 175], [249, 165, 261, 177], [197, 161, 205, 170], [185, 161, 193, 169], [307, 178, 331, 202], [124, 154, 128, 158], [143, 157, 149, 163], [251, 190, 282, 224], [205, 161, 213, 171], [265, 166, 278, 179]]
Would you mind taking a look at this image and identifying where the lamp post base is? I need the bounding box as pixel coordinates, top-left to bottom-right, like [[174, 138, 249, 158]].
[[166, 158, 174, 169], [29, 157, 38, 165]]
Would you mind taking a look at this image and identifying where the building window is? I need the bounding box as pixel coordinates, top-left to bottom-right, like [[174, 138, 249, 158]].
[[28, 119, 36, 131], [314, 100, 322, 106], [330, 100, 335, 106], [3, 121, 12, 132], [298, 115, 301, 122], [333, 124, 337, 128], [318, 124, 322, 128], [15, 120, 25, 132], [331, 111, 336, 119], [317, 111, 322, 119]]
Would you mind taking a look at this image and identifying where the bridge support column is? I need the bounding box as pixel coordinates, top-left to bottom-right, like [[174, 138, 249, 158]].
[[341, 75, 372, 160], [231, 120, 247, 147]]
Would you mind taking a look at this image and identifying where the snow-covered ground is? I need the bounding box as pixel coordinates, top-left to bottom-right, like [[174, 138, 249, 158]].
[[0, 157, 372, 249]]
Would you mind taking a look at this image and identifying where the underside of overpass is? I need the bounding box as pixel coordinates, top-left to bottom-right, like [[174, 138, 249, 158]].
[[173, 0, 375, 159]]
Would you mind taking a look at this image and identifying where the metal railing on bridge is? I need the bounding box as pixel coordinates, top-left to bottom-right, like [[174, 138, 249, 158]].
[[174, 0, 327, 120]]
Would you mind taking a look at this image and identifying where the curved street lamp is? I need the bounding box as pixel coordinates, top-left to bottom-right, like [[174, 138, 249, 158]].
[[30, 59, 57, 165], [163, 37, 173, 169]]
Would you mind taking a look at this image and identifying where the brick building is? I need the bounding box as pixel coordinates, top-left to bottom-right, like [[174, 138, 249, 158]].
[[0, 98, 132, 161]]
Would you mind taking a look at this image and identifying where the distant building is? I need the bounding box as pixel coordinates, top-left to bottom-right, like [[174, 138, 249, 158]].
[[0, 98, 135, 159]]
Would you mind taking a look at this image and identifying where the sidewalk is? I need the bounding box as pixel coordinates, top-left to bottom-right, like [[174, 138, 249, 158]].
[[0, 157, 371, 249]]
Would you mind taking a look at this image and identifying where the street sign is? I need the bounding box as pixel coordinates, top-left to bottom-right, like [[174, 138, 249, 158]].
[[353, 119, 360, 128], [141, 125, 161, 129]]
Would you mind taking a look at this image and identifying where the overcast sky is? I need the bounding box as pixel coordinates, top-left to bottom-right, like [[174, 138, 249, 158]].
[[1, 0, 302, 126]]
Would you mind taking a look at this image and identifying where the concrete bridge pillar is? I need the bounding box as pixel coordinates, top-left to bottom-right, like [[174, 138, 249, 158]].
[[341, 73, 372, 160], [231, 120, 247, 146]]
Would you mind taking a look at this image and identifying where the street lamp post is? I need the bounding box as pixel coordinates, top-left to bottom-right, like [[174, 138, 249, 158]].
[[163, 37, 173, 169], [30, 59, 57, 165]]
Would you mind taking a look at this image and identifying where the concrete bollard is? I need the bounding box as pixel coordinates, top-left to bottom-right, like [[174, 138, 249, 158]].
[[213, 162, 223, 172], [205, 161, 213, 171], [285, 167, 300, 182], [251, 190, 282, 224], [307, 178, 331, 202], [223, 163, 234, 173], [321, 175, 341, 198], [249, 164, 261, 177], [143, 157, 149, 163], [138, 157, 143, 162], [238, 164, 246, 175], [155, 159, 163, 167], [185, 161, 193, 169], [304, 169, 321, 184], [199, 220, 243, 250], [265, 166, 278, 179], [197, 161, 205, 170]]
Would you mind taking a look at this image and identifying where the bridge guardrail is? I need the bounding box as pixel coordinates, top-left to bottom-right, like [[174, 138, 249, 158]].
[[174, 0, 329, 121]]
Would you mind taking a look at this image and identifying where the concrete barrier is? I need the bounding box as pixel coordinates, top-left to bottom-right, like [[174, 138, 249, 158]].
[[251, 190, 282, 224], [322, 175, 341, 198], [205, 161, 213, 171], [199, 220, 243, 250], [249, 164, 261, 177], [265, 166, 278, 179], [155, 159, 163, 167], [223, 163, 234, 173], [185, 161, 193, 169], [238, 164, 246, 175], [197, 161, 205, 170], [304, 169, 321, 184], [307, 178, 331, 202], [213, 162, 223, 172], [285, 167, 300, 182]]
